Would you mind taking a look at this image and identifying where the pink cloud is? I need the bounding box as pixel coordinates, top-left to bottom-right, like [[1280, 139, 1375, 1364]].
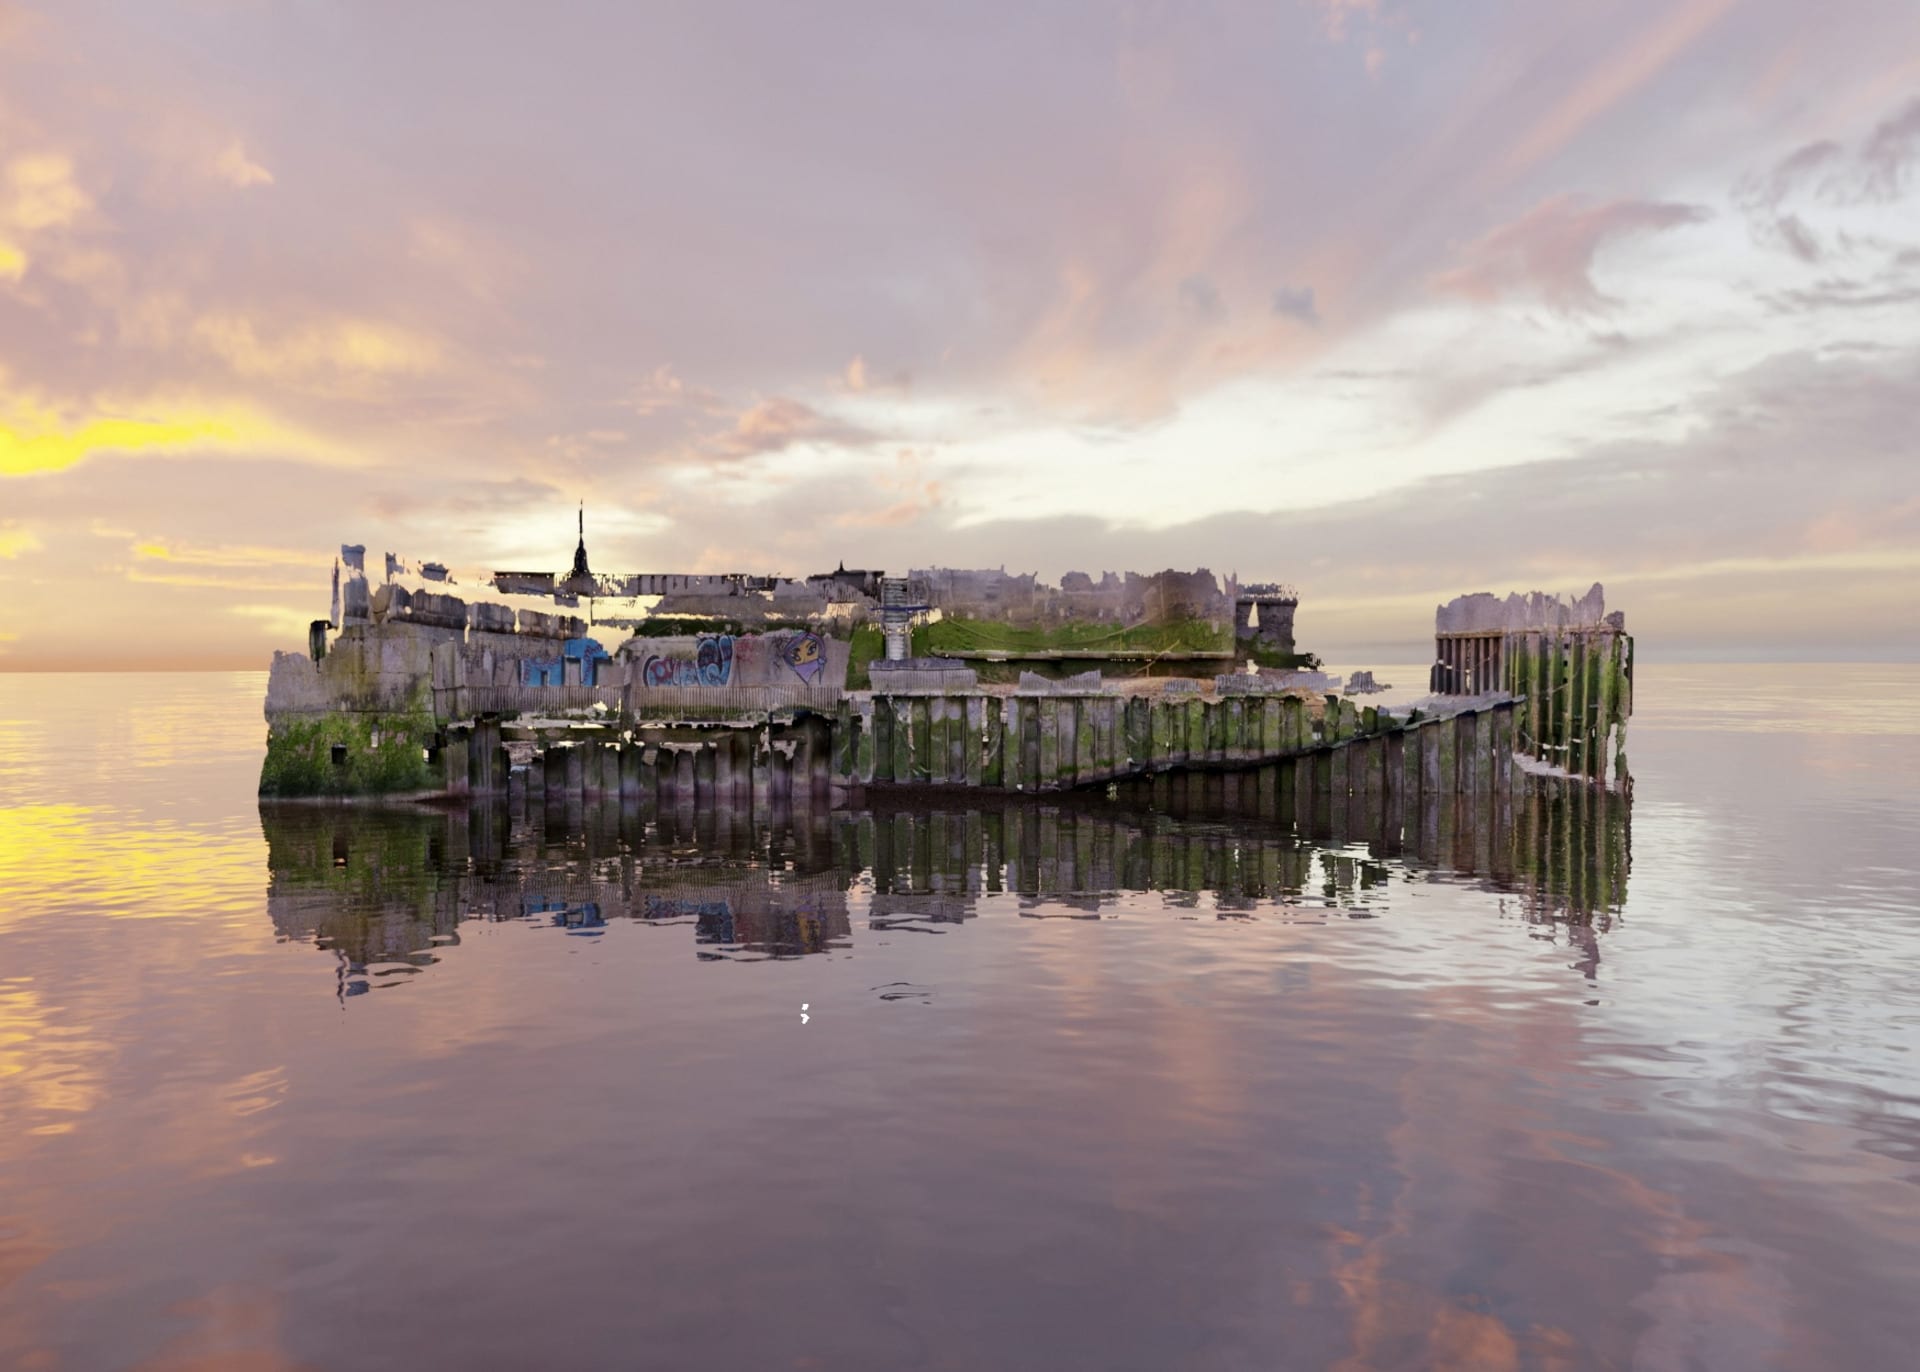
[[1433, 195, 1708, 314]]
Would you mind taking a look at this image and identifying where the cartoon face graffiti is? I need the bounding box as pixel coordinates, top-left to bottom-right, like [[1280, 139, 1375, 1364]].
[[781, 632, 826, 684]]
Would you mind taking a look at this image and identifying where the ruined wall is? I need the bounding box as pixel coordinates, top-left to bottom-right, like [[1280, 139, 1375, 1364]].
[[911, 566, 1234, 626], [1436, 583, 1617, 635], [1234, 596, 1297, 657]]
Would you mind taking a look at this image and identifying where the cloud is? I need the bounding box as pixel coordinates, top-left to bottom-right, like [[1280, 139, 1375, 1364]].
[[1490, 0, 1740, 188], [2, 153, 88, 232], [1271, 284, 1319, 326], [0, 522, 40, 558], [1765, 274, 1920, 315], [1860, 97, 1920, 199], [832, 449, 946, 528], [1433, 195, 1709, 314], [1736, 98, 1920, 259], [1178, 274, 1224, 321], [709, 396, 874, 461], [0, 2, 1916, 664], [212, 141, 273, 188], [0, 151, 93, 289], [1, 411, 241, 477], [627, 365, 726, 419], [130, 538, 331, 570], [192, 314, 443, 383], [1735, 140, 1843, 261], [227, 604, 317, 638], [1307, 1, 1380, 42]]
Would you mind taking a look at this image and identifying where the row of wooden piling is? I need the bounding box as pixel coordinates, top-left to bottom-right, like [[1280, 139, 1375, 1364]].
[[1500, 629, 1632, 783], [835, 691, 1409, 793], [442, 715, 840, 810], [440, 693, 1526, 805]]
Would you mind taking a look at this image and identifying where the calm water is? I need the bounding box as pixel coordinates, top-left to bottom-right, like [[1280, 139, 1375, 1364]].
[[2, 667, 1917, 1371]]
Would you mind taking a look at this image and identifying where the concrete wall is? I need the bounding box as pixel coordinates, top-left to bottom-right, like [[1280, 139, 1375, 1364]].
[[626, 630, 850, 691]]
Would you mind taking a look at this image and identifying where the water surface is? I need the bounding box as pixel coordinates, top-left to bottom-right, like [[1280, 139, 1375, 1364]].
[[1, 667, 1917, 1370]]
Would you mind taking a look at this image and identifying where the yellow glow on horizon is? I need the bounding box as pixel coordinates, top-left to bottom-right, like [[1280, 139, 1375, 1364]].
[[0, 526, 39, 558], [0, 240, 23, 280]]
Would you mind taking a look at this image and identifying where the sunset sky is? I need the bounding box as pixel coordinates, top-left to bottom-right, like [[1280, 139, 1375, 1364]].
[[2, 0, 1916, 669]]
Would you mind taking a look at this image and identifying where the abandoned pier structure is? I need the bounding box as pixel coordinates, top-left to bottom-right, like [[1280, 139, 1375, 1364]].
[[1431, 585, 1634, 786], [261, 532, 1630, 811]]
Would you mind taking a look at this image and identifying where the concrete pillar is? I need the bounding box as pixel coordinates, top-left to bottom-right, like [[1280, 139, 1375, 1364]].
[[1038, 700, 1060, 789], [695, 741, 716, 805], [1456, 713, 1478, 795], [444, 732, 470, 798], [1429, 715, 1455, 794], [1001, 698, 1023, 790], [751, 731, 772, 809], [966, 696, 987, 787]]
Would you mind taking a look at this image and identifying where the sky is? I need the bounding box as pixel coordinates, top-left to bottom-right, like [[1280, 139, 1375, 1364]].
[[1, 0, 1917, 670]]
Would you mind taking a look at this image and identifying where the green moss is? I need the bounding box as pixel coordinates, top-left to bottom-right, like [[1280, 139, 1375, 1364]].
[[911, 615, 1230, 657], [846, 623, 886, 689], [260, 711, 439, 797]]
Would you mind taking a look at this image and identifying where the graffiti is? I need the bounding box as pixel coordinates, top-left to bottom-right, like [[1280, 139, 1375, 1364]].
[[779, 631, 827, 684], [521, 658, 564, 686], [641, 635, 734, 688]]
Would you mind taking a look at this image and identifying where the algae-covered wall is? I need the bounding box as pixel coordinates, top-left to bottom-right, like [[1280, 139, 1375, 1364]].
[[260, 709, 440, 798], [907, 616, 1235, 683]]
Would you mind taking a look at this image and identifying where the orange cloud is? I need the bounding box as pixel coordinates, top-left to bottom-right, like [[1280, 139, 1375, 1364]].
[[192, 313, 442, 382], [213, 140, 274, 188], [2, 153, 88, 231]]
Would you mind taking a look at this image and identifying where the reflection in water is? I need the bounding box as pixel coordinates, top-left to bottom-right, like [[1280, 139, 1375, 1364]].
[[13, 671, 1920, 1371], [263, 780, 1628, 992]]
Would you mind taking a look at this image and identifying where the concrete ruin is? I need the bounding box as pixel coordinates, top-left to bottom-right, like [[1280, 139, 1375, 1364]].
[[259, 521, 1630, 804]]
